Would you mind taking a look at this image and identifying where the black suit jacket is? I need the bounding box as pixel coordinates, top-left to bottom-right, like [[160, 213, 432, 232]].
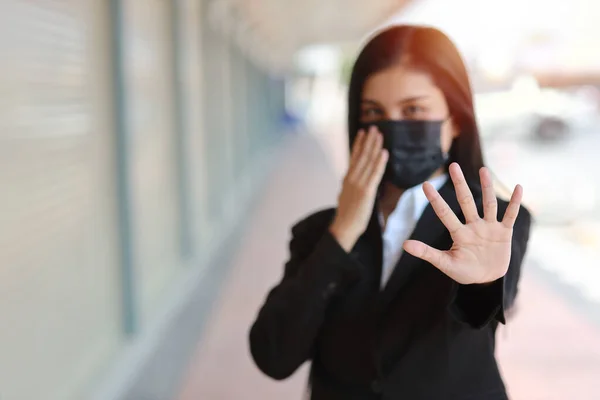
[[249, 179, 532, 400]]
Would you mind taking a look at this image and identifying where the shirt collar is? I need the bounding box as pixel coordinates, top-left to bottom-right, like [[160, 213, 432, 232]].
[[379, 173, 449, 230]]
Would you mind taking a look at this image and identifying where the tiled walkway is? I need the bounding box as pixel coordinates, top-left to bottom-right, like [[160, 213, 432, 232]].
[[175, 131, 600, 400]]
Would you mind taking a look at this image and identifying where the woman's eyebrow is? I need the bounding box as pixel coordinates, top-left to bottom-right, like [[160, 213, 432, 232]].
[[397, 95, 429, 104], [361, 95, 430, 106], [360, 99, 382, 107]]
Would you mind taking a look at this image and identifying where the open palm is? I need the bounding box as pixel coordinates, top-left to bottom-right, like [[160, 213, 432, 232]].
[[403, 163, 523, 285]]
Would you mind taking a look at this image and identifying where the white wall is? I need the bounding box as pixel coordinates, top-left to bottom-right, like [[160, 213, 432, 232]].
[[0, 2, 122, 399]]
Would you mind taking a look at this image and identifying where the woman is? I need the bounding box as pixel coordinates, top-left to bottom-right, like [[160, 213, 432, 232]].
[[249, 25, 531, 400]]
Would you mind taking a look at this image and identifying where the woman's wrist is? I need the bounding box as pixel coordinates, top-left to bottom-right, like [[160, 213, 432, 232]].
[[329, 221, 359, 253]]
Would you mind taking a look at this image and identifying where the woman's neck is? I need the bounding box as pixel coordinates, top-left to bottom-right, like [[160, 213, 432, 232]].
[[379, 183, 404, 223], [378, 167, 446, 229]]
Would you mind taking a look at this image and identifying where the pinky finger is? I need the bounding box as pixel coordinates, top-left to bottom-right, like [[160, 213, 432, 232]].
[[367, 149, 388, 191], [501, 184, 523, 228]]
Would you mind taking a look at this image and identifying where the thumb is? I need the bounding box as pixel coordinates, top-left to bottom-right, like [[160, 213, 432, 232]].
[[403, 240, 452, 273]]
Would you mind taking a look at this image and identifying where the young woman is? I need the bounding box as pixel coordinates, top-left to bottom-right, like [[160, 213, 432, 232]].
[[249, 25, 531, 400]]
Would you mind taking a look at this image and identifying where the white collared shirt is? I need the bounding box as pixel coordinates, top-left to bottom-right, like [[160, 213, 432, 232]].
[[378, 174, 449, 288]]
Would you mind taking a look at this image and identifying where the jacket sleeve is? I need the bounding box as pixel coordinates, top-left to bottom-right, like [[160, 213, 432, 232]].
[[449, 203, 532, 329], [248, 212, 363, 380]]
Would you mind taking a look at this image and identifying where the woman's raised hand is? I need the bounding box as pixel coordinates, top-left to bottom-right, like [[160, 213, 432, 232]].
[[329, 127, 388, 252], [403, 163, 523, 284]]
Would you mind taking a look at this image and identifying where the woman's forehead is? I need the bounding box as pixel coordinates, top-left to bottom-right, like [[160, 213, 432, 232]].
[[362, 65, 444, 104]]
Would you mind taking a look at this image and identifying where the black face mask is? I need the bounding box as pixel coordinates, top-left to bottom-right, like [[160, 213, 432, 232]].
[[359, 119, 448, 189]]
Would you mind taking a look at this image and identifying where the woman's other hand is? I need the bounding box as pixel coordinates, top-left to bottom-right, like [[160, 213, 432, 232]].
[[330, 127, 388, 252], [403, 163, 523, 285]]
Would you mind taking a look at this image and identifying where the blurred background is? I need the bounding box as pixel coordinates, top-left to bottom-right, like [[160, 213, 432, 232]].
[[1, 0, 599, 399]]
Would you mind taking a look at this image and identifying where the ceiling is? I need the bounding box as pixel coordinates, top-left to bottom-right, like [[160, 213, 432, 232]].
[[208, 0, 413, 72]]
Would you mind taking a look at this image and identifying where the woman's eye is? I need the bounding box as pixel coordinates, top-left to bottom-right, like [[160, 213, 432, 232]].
[[361, 108, 382, 119], [403, 105, 426, 118]]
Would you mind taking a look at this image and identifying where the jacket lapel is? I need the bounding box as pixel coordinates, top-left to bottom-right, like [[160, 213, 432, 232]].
[[377, 178, 465, 308]]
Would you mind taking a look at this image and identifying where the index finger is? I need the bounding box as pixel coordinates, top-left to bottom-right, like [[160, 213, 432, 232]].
[[449, 163, 480, 223], [423, 181, 464, 235], [349, 129, 367, 166]]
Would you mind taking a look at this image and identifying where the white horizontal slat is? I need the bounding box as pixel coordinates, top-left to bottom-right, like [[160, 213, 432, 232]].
[[0, 2, 121, 399]]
